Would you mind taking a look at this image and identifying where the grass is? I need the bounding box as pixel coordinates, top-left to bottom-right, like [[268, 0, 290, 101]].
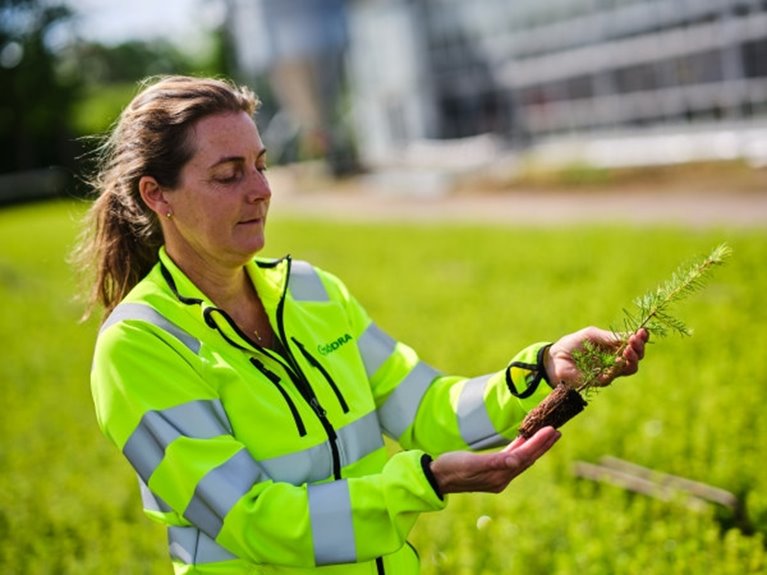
[[1, 199, 766, 573]]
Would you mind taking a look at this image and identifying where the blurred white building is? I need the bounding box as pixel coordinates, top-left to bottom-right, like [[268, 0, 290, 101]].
[[224, 0, 356, 174], [227, 0, 767, 169]]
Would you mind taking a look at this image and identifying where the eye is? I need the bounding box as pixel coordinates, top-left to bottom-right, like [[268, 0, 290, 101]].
[[213, 169, 243, 184]]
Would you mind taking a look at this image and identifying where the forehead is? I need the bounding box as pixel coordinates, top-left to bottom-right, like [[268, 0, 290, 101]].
[[188, 111, 262, 159]]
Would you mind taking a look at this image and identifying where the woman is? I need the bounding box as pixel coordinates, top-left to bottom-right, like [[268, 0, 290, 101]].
[[75, 75, 647, 574]]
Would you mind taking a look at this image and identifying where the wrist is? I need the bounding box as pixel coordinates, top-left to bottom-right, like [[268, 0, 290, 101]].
[[540, 344, 556, 388]]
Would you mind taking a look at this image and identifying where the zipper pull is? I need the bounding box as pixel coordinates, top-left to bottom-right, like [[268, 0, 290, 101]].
[[309, 396, 338, 443], [309, 397, 326, 418]]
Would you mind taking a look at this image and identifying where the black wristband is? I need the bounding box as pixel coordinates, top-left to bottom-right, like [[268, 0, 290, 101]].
[[537, 343, 554, 389], [420, 453, 444, 500]]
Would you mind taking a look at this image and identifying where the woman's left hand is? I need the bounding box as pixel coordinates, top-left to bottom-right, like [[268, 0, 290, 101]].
[[429, 426, 561, 495]]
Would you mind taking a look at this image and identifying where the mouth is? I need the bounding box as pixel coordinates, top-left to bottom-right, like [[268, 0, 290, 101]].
[[238, 215, 266, 226]]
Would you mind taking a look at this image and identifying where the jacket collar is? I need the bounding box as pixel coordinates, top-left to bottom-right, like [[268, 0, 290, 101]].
[[157, 247, 291, 313], [156, 248, 294, 352]]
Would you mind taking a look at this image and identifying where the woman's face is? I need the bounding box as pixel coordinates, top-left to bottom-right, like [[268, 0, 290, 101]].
[[163, 111, 271, 272]]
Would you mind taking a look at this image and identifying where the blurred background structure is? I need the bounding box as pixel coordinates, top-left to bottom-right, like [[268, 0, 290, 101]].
[[227, 0, 767, 175], [1, 0, 766, 202], [225, 0, 357, 175]]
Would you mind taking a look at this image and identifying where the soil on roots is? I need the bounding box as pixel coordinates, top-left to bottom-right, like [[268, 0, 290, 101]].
[[517, 383, 588, 438]]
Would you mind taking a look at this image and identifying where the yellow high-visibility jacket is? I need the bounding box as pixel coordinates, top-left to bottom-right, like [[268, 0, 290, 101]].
[[91, 248, 553, 574]]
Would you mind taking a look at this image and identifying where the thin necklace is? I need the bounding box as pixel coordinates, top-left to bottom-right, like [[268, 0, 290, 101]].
[[252, 321, 273, 348]]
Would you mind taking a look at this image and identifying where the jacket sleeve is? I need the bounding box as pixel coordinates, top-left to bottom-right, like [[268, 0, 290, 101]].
[[92, 317, 445, 568], [316, 267, 555, 455]]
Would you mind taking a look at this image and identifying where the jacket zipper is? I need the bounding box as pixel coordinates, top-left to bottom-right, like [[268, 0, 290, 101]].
[[291, 337, 350, 414], [276, 257, 343, 480], [280, 342, 343, 479]]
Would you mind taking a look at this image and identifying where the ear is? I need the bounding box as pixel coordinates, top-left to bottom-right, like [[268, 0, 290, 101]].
[[138, 176, 171, 218]]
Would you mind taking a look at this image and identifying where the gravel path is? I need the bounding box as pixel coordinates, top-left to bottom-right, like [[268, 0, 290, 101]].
[[269, 176, 767, 228]]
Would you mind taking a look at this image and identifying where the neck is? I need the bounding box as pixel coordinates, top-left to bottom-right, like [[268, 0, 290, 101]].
[[165, 245, 252, 309], [165, 247, 275, 348], [190, 265, 255, 312]]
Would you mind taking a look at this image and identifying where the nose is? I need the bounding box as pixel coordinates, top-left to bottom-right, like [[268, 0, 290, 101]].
[[246, 168, 271, 203]]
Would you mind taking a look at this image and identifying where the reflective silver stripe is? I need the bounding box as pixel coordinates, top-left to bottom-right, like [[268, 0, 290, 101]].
[[337, 410, 384, 467], [138, 475, 172, 513], [168, 525, 237, 565], [100, 302, 201, 354], [123, 399, 233, 482], [260, 411, 384, 484], [289, 260, 329, 301], [456, 375, 506, 450], [184, 448, 266, 538], [308, 481, 356, 565], [260, 441, 333, 485], [357, 322, 398, 378], [377, 361, 441, 439]]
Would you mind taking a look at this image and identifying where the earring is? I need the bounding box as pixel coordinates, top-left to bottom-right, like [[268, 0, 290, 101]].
[[166, 211, 173, 219]]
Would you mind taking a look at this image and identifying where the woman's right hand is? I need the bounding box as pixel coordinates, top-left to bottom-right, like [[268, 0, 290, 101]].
[[429, 426, 561, 495], [544, 327, 649, 388]]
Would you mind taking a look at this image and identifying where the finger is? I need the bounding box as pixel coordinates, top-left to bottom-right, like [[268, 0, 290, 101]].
[[502, 442, 557, 478], [620, 346, 639, 374], [526, 426, 561, 454], [628, 332, 647, 359], [505, 427, 560, 467], [505, 426, 558, 453], [502, 435, 528, 453], [589, 329, 622, 351]]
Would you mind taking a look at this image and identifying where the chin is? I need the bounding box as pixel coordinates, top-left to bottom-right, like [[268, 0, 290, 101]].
[[244, 237, 267, 258]]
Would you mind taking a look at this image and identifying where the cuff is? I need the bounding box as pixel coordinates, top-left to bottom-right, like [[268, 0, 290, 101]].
[[505, 342, 553, 399], [420, 454, 444, 501]]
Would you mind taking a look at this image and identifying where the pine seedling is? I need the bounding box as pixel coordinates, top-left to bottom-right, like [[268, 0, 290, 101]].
[[573, 242, 731, 396], [517, 243, 731, 438]]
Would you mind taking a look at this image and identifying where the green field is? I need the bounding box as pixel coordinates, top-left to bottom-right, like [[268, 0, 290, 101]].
[[1, 199, 766, 574]]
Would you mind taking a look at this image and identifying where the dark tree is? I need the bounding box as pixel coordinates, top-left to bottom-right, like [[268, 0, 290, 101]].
[[0, 0, 82, 173]]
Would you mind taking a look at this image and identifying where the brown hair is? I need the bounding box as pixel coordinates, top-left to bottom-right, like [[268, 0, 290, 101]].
[[72, 75, 260, 321]]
